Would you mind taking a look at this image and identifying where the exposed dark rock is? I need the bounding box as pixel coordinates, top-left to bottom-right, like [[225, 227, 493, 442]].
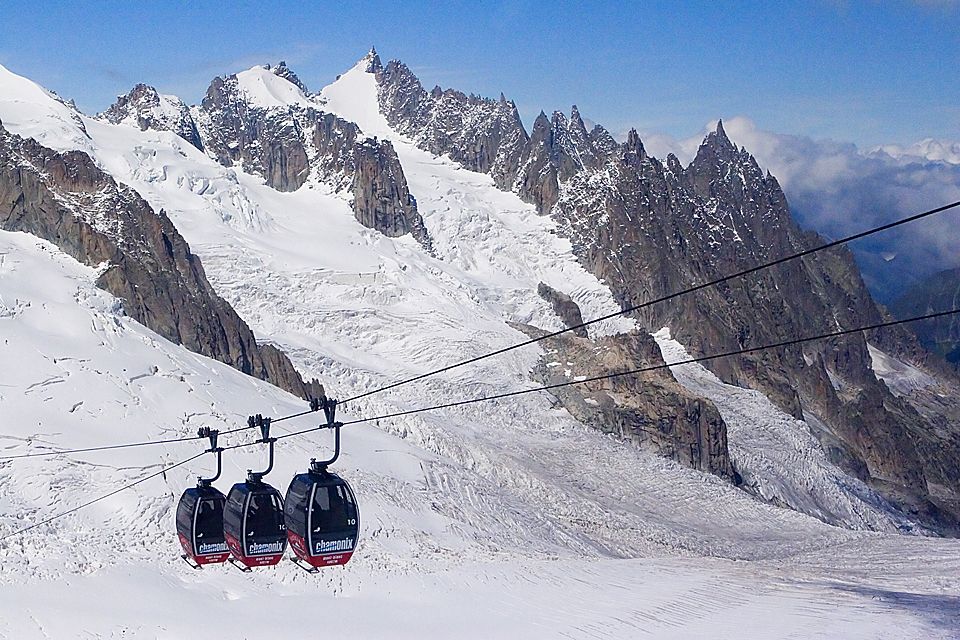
[[514, 112, 561, 214], [101, 84, 203, 151], [376, 59, 529, 191], [537, 282, 587, 337], [372, 59, 960, 533], [547, 122, 957, 530], [512, 108, 619, 214], [363, 47, 383, 74], [890, 267, 960, 369], [518, 325, 734, 479], [271, 61, 308, 94], [352, 138, 433, 250], [185, 67, 434, 250], [102, 64, 434, 251], [0, 123, 324, 401], [197, 73, 311, 192]]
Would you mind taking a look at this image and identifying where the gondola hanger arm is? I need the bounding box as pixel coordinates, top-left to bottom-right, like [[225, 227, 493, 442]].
[[197, 427, 223, 486], [246, 414, 276, 482]]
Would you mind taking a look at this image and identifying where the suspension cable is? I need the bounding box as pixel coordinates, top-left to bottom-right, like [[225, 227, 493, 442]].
[[3, 310, 955, 542], [228, 308, 960, 447], [3, 202, 957, 460], [0, 452, 204, 542], [0, 433, 207, 461]]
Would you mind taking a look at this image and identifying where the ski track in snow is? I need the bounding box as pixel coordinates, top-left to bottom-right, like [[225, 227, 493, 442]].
[[0, 61, 958, 638]]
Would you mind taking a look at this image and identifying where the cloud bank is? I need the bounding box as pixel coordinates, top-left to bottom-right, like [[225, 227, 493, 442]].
[[640, 118, 960, 303]]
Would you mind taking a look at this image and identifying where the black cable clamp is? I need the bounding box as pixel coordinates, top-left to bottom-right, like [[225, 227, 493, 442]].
[[197, 426, 221, 453], [247, 414, 274, 443]]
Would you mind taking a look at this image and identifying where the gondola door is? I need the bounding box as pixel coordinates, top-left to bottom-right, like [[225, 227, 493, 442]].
[[306, 476, 359, 566]]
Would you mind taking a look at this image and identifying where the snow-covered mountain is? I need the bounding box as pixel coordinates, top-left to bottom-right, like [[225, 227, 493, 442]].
[[365, 49, 960, 531], [0, 50, 958, 638], [876, 138, 960, 165]]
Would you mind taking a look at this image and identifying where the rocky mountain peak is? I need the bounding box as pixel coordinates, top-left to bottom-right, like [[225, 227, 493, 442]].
[[622, 128, 647, 167], [532, 110, 550, 133], [589, 124, 619, 160], [363, 46, 383, 74], [101, 83, 203, 150], [192, 66, 434, 249], [550, 110, 569, 136], [375, 57, 529, 191], [686, 118, 773, 209], [570, 104, 584, 125], [270, 60, 308, 93], [695, 119, 739, 162]]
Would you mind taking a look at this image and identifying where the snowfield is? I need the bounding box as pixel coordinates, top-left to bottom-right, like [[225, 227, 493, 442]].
[[0, 58, 959, 638], [654, 328, 923, 534]]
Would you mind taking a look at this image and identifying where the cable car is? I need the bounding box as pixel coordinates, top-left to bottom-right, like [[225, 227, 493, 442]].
[[285, 464, 360, 569], [176, 428, 230, 568], [223, 416, 287, 569], [285, 399, 360, 571]]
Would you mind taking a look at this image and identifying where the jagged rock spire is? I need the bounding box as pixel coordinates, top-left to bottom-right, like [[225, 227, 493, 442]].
[[569, 105, 587, 132], [272, 61, 308, 93], [532, 110, 551, 133], [703, 118, 737, 155], [364, 46, 383, 73], [620, 128, 647, 168]]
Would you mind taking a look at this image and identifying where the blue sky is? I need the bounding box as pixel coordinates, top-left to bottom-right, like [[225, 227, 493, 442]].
[[0, 0, 957, 148]]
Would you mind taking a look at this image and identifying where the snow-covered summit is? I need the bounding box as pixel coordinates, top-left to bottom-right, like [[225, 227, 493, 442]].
[[320, 52, 393, 137], [875, 137, 960, 165], [0, 63, 92, 153], [233, 63, 316, 109]]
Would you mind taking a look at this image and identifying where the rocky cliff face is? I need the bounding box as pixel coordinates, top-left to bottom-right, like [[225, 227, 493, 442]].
[[352, 137, 432, 248], [0, 121, 324, 401], [194, 70, 311, 192], [552, 122, 953, 528], [371, 61, 960, 531], [517, 327, 734, 480], [102, 63, 433, 249], [537, 282, 588, 337], [891, 267, 960, 368]]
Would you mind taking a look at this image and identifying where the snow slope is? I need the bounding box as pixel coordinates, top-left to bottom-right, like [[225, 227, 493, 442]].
[[2, 231, 958, 639], [654, 328, 922, 533], [0, 59, 959, 638], [235, 65, 313, 108], [868, 344, 939, 396]]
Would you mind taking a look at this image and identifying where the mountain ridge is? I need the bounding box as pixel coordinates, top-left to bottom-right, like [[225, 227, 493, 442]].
[[3, 53, 959, 533]]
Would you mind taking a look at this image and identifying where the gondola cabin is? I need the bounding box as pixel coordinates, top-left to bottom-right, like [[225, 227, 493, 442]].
[[223, 481, 287, 568], [176, 485, 230, 566], [284, 469, 359, 568]]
